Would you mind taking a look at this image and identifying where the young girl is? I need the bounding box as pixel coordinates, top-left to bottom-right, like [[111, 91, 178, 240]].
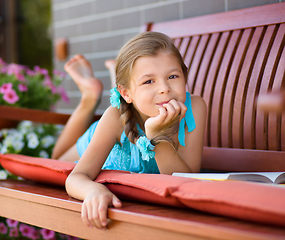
[[54, 32, 207, 229]]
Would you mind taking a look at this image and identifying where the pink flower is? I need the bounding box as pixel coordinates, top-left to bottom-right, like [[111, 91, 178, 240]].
[[58, 86, 70, 103], [6, 63, 25, 75], [19, 223, 34, 238], [1, 66, 7, 73], [43, 75, 57, 93], [53, 69, 66, 78], [6, 218, 19, 228], [30, 228, 41, 240], [0, 83, 13, 94], [26, 69, 37, 76], [65, 235, 79, 240], [40, 228, 56, 240], [18, 83, 28, 92], [0, 222, 8, 234], [34, 66, 49, 75], [3, 88, 19, 104], [15, 72, 26, 81], [0, 57, 6, 66], [9, 227, 19, 237]]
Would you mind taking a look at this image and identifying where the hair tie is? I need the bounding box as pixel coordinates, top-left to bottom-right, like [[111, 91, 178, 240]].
[[136, 136, 155, 161], [110, 87, 121, 109]]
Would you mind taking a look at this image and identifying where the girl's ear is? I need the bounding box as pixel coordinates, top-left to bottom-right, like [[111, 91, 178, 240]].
[[118, 85, 133, 103]]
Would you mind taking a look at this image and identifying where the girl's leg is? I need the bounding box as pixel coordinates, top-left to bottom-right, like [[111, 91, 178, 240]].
[[52, 54, 103, 160], [105, 60, 116, 88]]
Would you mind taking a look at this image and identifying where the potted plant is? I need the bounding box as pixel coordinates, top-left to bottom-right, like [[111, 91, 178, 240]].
[[0, 58, 69, 129]]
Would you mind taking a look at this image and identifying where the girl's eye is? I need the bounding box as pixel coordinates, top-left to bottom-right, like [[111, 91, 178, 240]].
[[169, 75, 178, 79], [144, 80, 153, 84]]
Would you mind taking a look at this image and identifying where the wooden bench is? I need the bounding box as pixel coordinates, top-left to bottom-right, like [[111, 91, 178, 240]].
[[1, 2, 285, 239]]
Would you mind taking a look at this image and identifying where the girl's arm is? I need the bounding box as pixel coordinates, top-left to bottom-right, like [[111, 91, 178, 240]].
[[146, 96, 207, 174], [65, 106, 123, 228], [177, 95, 207, 172]]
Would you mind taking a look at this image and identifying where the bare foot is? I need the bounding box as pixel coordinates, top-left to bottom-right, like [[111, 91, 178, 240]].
[[105, 59, 116, 88], [65, 55, 103, 105]]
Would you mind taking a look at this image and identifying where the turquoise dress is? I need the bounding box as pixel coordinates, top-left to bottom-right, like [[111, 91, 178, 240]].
[[76, 92, 196, 174]]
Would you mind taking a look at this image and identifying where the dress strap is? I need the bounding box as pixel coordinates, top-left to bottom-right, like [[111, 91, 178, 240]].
[[178, 92, 196, 146]]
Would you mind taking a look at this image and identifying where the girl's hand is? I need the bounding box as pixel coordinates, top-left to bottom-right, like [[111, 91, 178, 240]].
[[145, 99, 187, 139], [81, 184, 122, 229]]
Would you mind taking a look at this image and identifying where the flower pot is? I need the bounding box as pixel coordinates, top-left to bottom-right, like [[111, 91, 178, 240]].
[[0, 118, 19, 130]]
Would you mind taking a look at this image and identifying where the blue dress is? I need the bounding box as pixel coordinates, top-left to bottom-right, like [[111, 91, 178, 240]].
[[76, 92, 196, 174]]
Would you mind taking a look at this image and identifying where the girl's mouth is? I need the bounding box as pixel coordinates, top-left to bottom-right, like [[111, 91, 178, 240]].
[[156, 100, 170, 106]]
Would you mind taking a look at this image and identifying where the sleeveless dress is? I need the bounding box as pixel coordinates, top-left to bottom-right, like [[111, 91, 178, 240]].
[[76, 92, 196, 174]]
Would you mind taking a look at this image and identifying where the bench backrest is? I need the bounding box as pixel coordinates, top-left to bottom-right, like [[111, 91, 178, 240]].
[[0, 3, 284, 173], [145, 2, 285, 172]]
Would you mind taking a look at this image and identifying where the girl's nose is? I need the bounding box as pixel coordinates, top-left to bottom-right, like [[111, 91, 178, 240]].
[[158, 81, 170, 94]]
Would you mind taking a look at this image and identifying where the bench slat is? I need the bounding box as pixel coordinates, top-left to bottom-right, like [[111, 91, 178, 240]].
[[147, 3, 285, 38]]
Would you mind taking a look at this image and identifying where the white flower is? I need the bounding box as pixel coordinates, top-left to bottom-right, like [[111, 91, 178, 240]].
[[37, 126, 44, 134], [41, 135, 55, 148], [11, 131, 24, 142], [12, 140, 25, 152], [27, 132, 37, 140], [39, 150, 49, 158], [0, 129, 9, 137], [0, 170, 8, 180], [27, 136, 39, 149], [19, 120, 33, 129], [0, 145, 7, 154], [3, 135, 13, 146]]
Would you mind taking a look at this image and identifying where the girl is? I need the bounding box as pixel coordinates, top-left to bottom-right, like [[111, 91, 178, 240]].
[[56, 32, 207, 229]]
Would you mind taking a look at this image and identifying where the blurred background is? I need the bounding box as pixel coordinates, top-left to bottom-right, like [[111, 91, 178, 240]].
[[1, 0, 284, 115]]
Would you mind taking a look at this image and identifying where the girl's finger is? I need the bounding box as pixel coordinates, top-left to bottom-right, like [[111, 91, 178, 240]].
[[112, 195, 122, 208], [163, 101, 180, 123], [177, 101, 187, 121], [98, 199, 109, 228], [81, 203, 94, 228]]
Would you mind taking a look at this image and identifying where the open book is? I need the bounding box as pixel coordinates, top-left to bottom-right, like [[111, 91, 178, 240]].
[[172, 172, 285, 184]]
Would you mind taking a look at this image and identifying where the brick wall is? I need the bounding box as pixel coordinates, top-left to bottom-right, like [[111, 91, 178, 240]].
[[52, 0, 283, 114]]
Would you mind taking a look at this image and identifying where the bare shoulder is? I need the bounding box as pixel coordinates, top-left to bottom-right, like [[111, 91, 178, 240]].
[[102, 105, 122, 119], [98, 106, 124, 137], [191, 95, 207, 117]]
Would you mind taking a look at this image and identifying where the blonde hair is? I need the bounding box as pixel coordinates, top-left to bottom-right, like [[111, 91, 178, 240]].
[[115, 32, 187, 147]]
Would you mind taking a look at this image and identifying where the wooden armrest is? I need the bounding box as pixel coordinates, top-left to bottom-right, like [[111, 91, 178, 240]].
[[256, 91, 285, 113], [0, 105, 101, 125]]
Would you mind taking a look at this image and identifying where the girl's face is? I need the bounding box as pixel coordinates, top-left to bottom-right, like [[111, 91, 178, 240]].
[[121, 52, 187, 122]]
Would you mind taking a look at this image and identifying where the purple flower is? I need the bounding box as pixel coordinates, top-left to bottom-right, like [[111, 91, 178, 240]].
[[0, 83, 13, 94], [3, 88, 19, 104], [6, 218, 19, 228], [18, 83, 28, 92], [58, 86, 70, 103], [40, 228, 56, 240], [9, 227, 19, 237], [0, 222, 8, 234]]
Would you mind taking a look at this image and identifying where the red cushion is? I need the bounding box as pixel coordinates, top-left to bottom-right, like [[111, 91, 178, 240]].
[[1, 153, 285, 227], [0, 153, 75, 186], [96, 170, 285, 227]]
